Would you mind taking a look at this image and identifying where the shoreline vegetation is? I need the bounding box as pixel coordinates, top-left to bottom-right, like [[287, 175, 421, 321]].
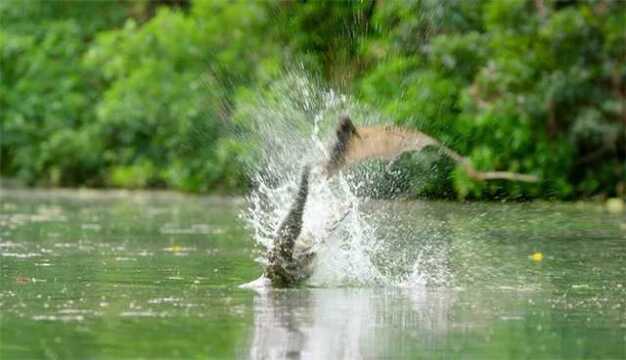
[[0, 183, 623, 214], [2, 1, 624, 200]]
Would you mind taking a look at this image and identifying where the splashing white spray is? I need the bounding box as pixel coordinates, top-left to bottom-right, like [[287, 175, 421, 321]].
[[239, 73, 449, 287]]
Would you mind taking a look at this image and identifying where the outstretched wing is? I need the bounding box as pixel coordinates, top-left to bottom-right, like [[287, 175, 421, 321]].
[[325, 116, 438, 176], [325, 116, 538, 183]]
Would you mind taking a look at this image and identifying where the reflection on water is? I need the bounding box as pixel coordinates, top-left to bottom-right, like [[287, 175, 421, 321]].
[[249, 287, 454, 359], [1, 189, 625, 359], [247, 283, 625, 359]]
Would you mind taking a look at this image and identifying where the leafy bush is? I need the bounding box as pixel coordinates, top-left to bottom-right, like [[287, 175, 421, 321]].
[[82, 1, 282, 192], [2, 0, 624, 199], [0, 1, 128, 186], [357, 0, 625, 199]]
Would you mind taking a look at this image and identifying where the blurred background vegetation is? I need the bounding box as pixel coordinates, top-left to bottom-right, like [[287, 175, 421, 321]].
[[1, 0, 624, 199]]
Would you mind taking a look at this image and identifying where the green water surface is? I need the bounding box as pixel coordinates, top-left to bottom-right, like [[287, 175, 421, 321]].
[[1, 189, 625, 359]]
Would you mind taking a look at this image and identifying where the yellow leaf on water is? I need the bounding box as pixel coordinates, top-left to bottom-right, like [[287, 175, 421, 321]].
[[164, 245, 183, 253], [530, 252, 544, 262], [606, 198, 625, 214]]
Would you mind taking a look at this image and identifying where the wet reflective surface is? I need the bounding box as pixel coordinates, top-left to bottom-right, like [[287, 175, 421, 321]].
[[1, 189, 625, 359]]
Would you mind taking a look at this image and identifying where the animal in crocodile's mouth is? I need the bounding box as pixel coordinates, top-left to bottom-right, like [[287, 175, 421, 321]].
[[258, 115, 538, 287]]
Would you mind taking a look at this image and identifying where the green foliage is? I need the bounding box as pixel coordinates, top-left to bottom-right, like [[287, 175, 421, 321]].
[[2, 0, 275, 192], [269, 0, 375, 85], [2, 0, 624, 199], [0, 0, 128, 186], [357, 0, 625, 199], [82, 1, 281, 192]]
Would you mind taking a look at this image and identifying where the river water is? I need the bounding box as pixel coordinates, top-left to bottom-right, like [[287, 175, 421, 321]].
[[1, 189, 625, 359]]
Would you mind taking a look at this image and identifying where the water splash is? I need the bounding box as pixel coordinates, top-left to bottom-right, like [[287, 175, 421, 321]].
[[240, 74, 449, 287]]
